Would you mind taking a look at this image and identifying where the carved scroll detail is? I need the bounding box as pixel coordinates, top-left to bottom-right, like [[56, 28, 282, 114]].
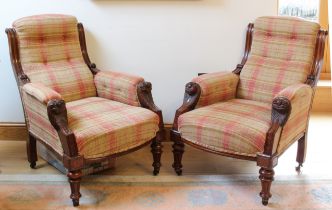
[[47, 99, 79, 158], [271, 97, 291, 126], [137, 82, 163, 124], [172, 82, 201, 130]]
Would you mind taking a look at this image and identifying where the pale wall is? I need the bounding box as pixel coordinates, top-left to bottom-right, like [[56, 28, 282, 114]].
[[0, 0, 277, 123]]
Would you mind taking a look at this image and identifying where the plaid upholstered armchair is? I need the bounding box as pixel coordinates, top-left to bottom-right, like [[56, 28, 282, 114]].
[[6, 14, 164, 206], [171, 16, 328, 205]]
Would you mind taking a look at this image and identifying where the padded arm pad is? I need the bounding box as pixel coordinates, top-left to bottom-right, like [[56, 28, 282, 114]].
[[275, 84, 312, 102], [192, 71, 239, 107], [274, 83, 313, 153], [94, 71, 144, 106], [22, 83, 63, 104]]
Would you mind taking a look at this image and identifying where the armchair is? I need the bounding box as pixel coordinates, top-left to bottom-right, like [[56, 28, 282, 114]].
[[171, 16, 328, 205], [6, 14, 165, 206]]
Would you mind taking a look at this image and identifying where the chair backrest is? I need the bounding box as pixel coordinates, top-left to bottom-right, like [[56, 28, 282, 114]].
[[237, 16, 321, 103], [13, 14, 96, 102]]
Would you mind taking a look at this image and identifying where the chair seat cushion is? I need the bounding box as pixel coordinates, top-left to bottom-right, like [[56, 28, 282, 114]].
[[178, 99, 272, 157], [66, 97, 159, 158]]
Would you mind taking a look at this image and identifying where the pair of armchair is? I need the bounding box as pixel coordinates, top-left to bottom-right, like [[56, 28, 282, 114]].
[[6, 14, 327, 207]]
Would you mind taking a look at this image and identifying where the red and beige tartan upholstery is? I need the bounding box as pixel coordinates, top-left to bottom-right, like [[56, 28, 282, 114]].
[[275, 84, 312, 153], [15, 14, 160, 159], [66, 97, 159, 158], [179, 16, 318, 157], [23, 92, 159, 158], [13, 14, 96, 102], [237, 16, 320, 103], [22, 91, 63, 154], [192, 72, 239, 108], [94, 71, 144, 107], [22, 83, 63, 104], [178, 99, 271, 156]]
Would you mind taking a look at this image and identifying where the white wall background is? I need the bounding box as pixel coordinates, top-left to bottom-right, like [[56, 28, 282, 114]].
[[0, 0, 277, 123]]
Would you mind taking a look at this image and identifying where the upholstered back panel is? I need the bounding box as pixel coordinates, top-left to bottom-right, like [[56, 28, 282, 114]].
[[13, 14, 96, 102], [237, 16, 320, 103]]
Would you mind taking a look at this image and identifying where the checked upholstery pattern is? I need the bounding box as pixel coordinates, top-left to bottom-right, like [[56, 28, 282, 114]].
[[237, 16, 320, 103], [23, 91, 63, 154], [94, 71, 144, 107], [192, 72, 239, 108], [14, 14, 96, 102], [275, 84, 313, 153], [67, 97, 159, 159], [179, 16, 318, 156], [22, 82, 63, 104], [179, 99, 272, 156], [15, 14, 160, 159]]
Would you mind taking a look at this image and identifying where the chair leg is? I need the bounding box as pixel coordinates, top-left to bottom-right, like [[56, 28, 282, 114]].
[[259, 167, 275, 206], [27, 133, 38, 169], [171, 130, 184, 176], [296, 135, 306, 173], [151, 136, 162, 176], [67, 170, 82, 207]]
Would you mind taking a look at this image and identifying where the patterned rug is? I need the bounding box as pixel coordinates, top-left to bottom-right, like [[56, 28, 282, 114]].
[[0, 174, 331, 210]]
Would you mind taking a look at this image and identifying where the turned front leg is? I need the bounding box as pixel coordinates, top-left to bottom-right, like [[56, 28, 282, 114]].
[[67, 170, 82, 207], [151, 131, 163, 175], [171, 130, 184, 176], [259, 167, 274, 205]]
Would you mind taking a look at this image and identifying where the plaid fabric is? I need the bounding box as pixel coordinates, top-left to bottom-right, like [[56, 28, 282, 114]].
[[237, 16, 320, 103], [22, 83, 62, 104], [13, 14, 96, 102], [192, 72, 239, 107], [22, 91, 63, 155], [66, 97, 159, 158], [23, 96, 159, 158], [275, 84, 313, 153], [178, 99, 272, 156], [94, 71, 144, 107]]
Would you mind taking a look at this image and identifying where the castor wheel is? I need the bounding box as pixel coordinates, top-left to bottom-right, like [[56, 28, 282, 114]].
[[72, 199, 79, 207], [175, 169, 182, 176], [29, 162, 36, 169], [153, 170, 159, 176], [295, 163, 303, 174], [262, 199, 269, 206]]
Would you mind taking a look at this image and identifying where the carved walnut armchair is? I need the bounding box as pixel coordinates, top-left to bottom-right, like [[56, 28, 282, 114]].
[[171, 16, 327, 205], [6, 14, 165, 206]]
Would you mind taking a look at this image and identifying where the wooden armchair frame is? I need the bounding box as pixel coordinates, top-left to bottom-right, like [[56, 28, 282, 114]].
[[6, 23, 165, 207], [171, 23, 328, 205]]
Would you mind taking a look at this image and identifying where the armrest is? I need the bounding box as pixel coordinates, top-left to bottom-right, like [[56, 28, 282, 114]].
[[275, 84, 313, 153], [276, 84, 313, 104], [137, 81, 165, 140], [192, 71, 239, 107], [94, 71, 144, 106], [22, 83, 62, 104], [21, 88, 79, 162], [273, 84, 312, 126], [47, 99, 81, 161], [172, 82, 201, 131], [262, 84, 313, 155]]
